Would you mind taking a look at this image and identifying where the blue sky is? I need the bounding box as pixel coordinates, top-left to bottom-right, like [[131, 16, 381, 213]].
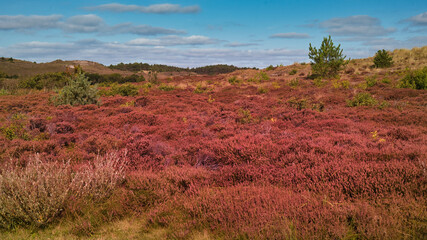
[[0, 0, 426, 67]]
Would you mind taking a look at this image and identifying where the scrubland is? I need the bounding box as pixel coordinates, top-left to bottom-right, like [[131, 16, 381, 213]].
[[0, 47, 426, 239]]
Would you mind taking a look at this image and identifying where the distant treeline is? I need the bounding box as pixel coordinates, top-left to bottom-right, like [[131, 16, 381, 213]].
[[108, 63, 254, 75]]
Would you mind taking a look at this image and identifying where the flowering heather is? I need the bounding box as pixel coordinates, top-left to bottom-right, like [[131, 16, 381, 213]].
[[0, 60, 426, 238]]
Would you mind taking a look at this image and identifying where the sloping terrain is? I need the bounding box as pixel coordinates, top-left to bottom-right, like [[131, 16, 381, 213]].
[[0, 58, 131, 77], [0, 47, 426, 239]]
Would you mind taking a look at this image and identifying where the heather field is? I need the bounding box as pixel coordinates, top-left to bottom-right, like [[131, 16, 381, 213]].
[[0, 48, 426, 239]]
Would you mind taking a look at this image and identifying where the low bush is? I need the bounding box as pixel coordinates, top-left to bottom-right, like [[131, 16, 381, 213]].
[[52, 73, 99, 106], [86, 73, 145, 84], [0, 155, 73, 229], [289, 69, 297, 75], [373, 49, 393, 68], [228, 76, 242, 85], [19, 72, 69, 90], [248, 72, 269, 83], [398, 67, 427, 89], [314, 78, 326, 87], [332, 79, 350, 89], [265, 65, 275, 71], [0, 153, 125, 229], [0, 88, 9, 96], [289, 78, 299, 88], [257, 87, 269, 94], [158, 83, 175, 91], [347, 92, 378, 107], [112, 83, 139, 96], [365, 75, 377, 88], [0, 113, 29, 140]]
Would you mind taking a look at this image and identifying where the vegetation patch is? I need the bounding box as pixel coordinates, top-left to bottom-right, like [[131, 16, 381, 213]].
[[398, 67, 427, 89]]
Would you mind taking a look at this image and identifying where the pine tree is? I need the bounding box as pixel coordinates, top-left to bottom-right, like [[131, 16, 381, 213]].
[[309, 36, 347, 78], [52, 72, 99, 106], [373, 49, 393, 68]]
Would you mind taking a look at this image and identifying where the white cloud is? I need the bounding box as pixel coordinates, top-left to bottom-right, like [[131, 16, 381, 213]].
[[405, 12, 427, 26], [225, 42, 259, 47], [61, 14, 105, 33], [0, 15, 62, 30], [0, 14, 184, 36], [84, 3, 200, 14], [270, 32, 310, 39], [0, 39, 307, 68], [128, 35, 218, 46], [319, 15, 395, 37], [112, 23, 185, 35]]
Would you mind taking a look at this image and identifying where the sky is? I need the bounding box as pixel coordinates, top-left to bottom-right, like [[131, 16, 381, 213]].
[[0, 0, 426, 68]]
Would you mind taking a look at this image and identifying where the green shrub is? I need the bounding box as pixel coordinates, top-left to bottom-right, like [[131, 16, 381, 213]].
[[19, 72, 69, 90], [314, 78, 326, 87], [110, 83, 139, 96], [257, 87, 269, 94], [237, 109, 253, 124], [248, 72, 269, 83], [398, 67, 427, 90], [265, 65, 275, 71], [158, 83, 175, 91], [194, 83, 210, 94], [228, 76, 242, 85], [289, 78, 299, 88], [287, 97, 308, 111], [347, 92, 378, 107], [381, 78, 391, 84], [365, 75, 377, 87], [308, 36, 347, 78], [373, 49, 393, 68], [52, 73, 99, 106], [332, 79, 350, 89], [0, 113, 29, 140], [289, 69, 297, 75], [0, 88, 9, 96]]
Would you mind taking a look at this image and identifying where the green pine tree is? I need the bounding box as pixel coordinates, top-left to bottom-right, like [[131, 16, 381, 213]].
[[308, 36, 347, 78], [52, 72, 99, 106]]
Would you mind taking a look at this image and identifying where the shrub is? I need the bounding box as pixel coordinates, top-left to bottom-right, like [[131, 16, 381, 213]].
[[110, 83, 139, 96], [308, 36, 347, 78], [347, 92, 378, 107], [381, 78, 391, 84], [0, 88, 9, 96], [257, 87, 269, 94], [289, 69, 297, 75], [365, 75, 377, 87], [73, 153, 126, 200], [373, 49, 393, 68], [398, 67, 427, 89], [158, 83, 175, 91], [0, 155, 73, 229], [228, 76, 242, 85], [0, 113, 29, 140], [332, 79, 350, 89], [19, 72, 69, 90], [314, 78, 326, 87], [265, 65, 275, 71], [248, 72, 269, 83], [0, 153, 125, 229], [287, 97, 308, 110], [194, 83, 210, 94], [52, 73, 99, 106], [289, 78, 299, 88], [237, 109, 253, 124]]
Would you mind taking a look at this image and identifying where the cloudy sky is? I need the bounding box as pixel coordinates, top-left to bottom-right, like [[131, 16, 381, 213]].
[[0, 0, 426, 67]]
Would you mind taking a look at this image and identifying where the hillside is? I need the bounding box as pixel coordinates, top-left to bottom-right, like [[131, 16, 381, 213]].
[[0, 46, 426, 239], [0, 58, 132, 77]]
